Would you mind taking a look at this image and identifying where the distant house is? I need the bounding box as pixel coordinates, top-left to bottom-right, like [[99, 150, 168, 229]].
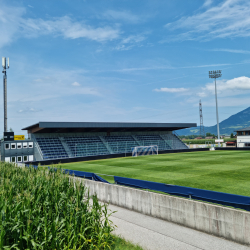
[[226, 141, 236, 147], [205, 136, 214, 139], [235, 127, 250, 147], [195, 137, 203, 139]]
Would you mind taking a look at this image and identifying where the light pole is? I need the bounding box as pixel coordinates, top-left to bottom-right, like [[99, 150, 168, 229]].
[[209, 70, 222, 146], [2, 57, 9, 132]]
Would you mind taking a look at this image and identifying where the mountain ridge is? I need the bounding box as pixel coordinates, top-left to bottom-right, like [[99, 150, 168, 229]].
[[177, 107, 250, 136]]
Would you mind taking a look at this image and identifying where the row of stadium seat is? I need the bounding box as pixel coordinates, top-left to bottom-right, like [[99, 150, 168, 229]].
[[134, 135, 172, 151], [36, 138, 68, 159], [103, 135, 138, 153], [64, 136, 109, 157], [35, 134, 187, 160]]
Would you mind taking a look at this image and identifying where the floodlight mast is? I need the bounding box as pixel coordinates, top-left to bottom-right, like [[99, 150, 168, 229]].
[[209, 70, 222, 146], [2, 57, 9, 132]]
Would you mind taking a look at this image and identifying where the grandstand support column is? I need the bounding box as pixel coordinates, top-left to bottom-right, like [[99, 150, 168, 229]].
[[131, 135, 140, 146], [99, 136, 113, 154], [58, 137, 72, 158], [34, 142, 43, 161], [160, 134, 168, 148]]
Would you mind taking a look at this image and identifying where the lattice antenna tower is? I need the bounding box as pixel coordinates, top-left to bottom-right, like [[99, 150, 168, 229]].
[[199, 100, 205, 137]]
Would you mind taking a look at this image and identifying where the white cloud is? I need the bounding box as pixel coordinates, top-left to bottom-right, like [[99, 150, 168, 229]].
[[114, 34, 147, 51], [105, 62, 232, 73], [18, 107, 42, 113], [103, 10, 140, 23], [21, 16, 120, 41], [72, 82, 81, 86], [114, 44, 135, 51], [113, 65, 173, 72], [154, 87, 189, 93], [0, 4, 120, 48], [122, 35, 146, 44], [0, 5, 25, 48], [210, 48, 250, 54], [164, 0, 250, 41], [198, 76, 250, 97], [8, 67, 102, 106], [203, 0, 213, 7]]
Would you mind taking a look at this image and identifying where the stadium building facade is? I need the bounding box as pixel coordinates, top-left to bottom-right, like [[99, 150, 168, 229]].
[[236, 127, 250, 147], [22, 121, 196, 163]]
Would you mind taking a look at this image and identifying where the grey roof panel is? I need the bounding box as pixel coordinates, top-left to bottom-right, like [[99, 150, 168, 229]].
[[22, 122, 197, 133], [23, 121, 196, 130]]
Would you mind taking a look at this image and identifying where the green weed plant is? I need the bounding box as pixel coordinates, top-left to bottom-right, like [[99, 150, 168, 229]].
[[0, 162, 115, 250]]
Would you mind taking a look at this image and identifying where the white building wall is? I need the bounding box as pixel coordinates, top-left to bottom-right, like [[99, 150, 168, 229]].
[[237, 136, 250, 147]]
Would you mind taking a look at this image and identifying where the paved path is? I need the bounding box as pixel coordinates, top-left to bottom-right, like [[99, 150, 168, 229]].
[[109, 204, 250, 250]]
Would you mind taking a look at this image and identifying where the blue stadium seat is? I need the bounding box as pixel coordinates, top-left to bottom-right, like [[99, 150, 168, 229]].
[[103, 135, 138, 153], [36, 137, 68, 160], [35, 133, 187, 160], [64, 136, 109, 157]]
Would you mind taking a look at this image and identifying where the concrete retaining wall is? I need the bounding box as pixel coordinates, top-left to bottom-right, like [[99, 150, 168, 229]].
[[81, 178, 250, 246]]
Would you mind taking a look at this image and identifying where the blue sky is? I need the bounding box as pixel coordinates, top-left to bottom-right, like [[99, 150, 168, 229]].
[[1, 0, 250, 135]]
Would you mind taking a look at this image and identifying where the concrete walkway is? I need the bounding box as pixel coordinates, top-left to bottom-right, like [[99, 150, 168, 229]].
[[109, 204, 250, 250]]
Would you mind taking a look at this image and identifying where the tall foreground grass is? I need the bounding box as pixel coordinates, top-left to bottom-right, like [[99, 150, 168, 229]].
[[0, 162, 115, 250]]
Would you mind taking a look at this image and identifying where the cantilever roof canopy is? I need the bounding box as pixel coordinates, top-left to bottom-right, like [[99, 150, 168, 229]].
[[22, 121, 197, 134]]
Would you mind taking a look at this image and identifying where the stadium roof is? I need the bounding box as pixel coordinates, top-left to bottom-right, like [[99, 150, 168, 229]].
[[22, 121, 197, 134]]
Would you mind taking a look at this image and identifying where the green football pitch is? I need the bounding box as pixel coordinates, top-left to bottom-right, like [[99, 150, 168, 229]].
[[53, 150, 250, 197]]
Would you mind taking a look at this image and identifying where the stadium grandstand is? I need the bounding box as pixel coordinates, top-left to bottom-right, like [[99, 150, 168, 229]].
[[22, 121, 196, 162]]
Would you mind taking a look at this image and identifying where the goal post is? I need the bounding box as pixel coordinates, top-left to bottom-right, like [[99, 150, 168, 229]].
[[132, 145, 158, 157]]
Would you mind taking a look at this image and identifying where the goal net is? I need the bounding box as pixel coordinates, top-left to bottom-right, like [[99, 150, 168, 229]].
[[132, 145, 158, 157]]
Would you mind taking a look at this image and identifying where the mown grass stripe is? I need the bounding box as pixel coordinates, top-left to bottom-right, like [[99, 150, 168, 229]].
[[57, 150, 250, 197]]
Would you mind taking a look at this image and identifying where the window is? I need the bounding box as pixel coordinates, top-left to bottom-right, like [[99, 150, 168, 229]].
[[17, 156, 22, 162], [23, 156, 28, 162], [23, 143, 28, 148], [245, 143, 250, 147], [17, 143, 22, 149], [5, 143, 10, 150], [11, 157, 16, 162], [5, 157, 10, 162], [29, 142, 33, 148], [11, 143, 16, 149]]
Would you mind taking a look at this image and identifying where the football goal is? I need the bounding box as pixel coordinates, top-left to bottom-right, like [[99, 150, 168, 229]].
[[132, 145, 158, 157]]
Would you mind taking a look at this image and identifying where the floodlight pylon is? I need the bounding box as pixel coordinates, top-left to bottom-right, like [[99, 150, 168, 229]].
[[209, 70, 222, 146]]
